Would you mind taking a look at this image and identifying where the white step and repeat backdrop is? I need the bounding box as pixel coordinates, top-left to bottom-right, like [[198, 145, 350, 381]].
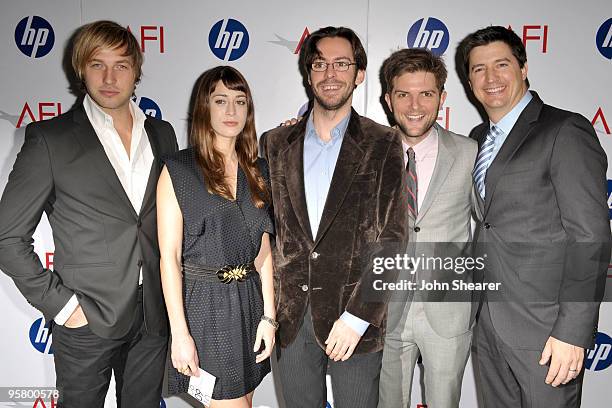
[[1, 0, 611, 407]]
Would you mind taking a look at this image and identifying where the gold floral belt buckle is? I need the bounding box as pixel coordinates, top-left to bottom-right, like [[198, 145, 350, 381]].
[[217, 264, 251, 284]]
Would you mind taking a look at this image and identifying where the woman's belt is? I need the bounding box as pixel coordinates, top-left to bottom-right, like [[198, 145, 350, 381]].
[[182, 262, 257, 284]]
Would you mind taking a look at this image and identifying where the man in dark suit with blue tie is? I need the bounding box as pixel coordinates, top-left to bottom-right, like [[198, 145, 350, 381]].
[[461, 26, 610, 407]]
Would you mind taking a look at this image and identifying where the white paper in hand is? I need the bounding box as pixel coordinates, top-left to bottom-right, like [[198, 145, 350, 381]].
[[187, 368, 216, 407]]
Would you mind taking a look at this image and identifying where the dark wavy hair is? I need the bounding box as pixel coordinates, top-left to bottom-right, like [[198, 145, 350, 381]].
[[189, 66, 268, 208], [299, 26, 367, 75]]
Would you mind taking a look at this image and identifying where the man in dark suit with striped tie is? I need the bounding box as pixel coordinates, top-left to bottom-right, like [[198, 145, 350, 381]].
[[461, 26, 610, 407]]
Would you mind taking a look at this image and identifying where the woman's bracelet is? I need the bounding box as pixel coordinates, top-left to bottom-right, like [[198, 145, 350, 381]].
[[261, 315, 279, 330]]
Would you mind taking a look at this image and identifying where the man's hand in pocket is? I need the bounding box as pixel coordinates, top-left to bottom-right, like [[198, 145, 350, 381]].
[[65, 305, 88, 328]]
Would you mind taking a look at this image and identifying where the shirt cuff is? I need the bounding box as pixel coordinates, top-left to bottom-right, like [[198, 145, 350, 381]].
[[53, 294, 79, 325], [339, 311, 369, 336]]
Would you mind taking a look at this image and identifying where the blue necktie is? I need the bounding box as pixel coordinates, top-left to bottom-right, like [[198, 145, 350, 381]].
[[473, 125, 502, 199]]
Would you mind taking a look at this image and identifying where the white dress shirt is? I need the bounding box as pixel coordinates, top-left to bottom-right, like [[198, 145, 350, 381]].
[[54, 95, 152, 325]]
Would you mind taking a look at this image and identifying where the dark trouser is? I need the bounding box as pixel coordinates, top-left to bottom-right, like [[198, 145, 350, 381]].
[[472, 302, 583, 408], [276, 307, 382, 408], [52, 287, 168, 408]]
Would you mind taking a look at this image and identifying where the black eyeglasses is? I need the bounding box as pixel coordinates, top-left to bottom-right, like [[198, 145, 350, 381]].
[[311, 61, 357, 72]]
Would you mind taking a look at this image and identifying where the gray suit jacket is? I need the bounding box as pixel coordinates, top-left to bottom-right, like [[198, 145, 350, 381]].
[[0, 103, 178, 339], [471, 91, 610, 350], [388, 124, 478, 339]]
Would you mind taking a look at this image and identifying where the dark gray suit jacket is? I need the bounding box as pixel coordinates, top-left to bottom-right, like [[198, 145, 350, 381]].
[[0, 103, 178, 339], [471, 91, 610, 350]]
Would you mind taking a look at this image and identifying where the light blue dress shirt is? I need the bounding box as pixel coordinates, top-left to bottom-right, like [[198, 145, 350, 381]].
[[303, 112, 370, 336], [488, 91, 533, 162]]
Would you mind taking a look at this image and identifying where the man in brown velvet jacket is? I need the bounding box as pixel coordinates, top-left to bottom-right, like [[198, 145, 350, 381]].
[[261, 26, 408, 407]]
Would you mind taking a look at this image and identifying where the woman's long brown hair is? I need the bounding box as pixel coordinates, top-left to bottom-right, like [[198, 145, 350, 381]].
[[189, 66, 269, 208]]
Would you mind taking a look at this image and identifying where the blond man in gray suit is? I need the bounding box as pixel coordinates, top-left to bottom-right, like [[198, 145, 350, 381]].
[[378, 48, 477, 408]]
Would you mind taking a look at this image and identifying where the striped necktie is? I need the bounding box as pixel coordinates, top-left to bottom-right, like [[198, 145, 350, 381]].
[[406, 147, 418, 216], [473, 125, 502, 199]]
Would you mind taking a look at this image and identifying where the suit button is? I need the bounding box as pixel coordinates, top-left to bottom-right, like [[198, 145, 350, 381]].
[[301, 284, 309, 292], [137, 259, 143, 267], [414, 227, 420, 232], [484, 223, 491, 229], [408, 263, 414, 269], [137, 219, 142, 228], [311, 252, 319, 260]]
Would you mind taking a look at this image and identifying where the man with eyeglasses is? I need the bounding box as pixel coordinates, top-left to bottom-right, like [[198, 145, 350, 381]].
[[261, 26, 408, 407]]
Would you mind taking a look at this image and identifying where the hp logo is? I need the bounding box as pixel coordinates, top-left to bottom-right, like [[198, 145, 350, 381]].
[[14, 16, 55, 58], [596, 18, 612, 60], [209, 18, 249, 61], [133, 96, 162, 119], [407, 17, 449, 56], [585, 332, 612, 371], [29, 317, 53, 354]]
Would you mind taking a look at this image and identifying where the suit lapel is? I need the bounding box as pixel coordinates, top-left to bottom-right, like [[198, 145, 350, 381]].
[[416, 125, 455, 224], [140, 119, 162, 215], [314, 110, 364, 245], [484, 92, 543, 216], [281, 119, 313, 242], [72, 106, 137, 219]]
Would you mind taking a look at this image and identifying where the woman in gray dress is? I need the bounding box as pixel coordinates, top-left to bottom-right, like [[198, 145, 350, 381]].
[[157, 66, 276, 407]]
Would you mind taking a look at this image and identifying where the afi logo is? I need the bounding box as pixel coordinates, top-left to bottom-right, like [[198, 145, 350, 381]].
[[14, 16, 55, 58], [592, 107, 610, 135], [269, 27, 310, 54], [16, 102, 63, 128], [521, 25, 548, 53], [127, 25, 165, 53], [407, 17, 449, 56], [596, 18, 612, 60], [586, 332, 612, 371], [209, 18, 249, 61], [437, 106, 451, 130], [33, 397, 56, 408], [29, 317, 53, 354], [46, 252, 54, 270], [133, 96, 162, 119], [509, 25, 549, 53]]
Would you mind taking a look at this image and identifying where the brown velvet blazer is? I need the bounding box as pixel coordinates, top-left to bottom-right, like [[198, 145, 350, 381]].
[[261, 108, 409, 354]]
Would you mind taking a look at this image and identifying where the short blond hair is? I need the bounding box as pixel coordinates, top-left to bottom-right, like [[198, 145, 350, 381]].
[[72, 20, 143, 83]]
